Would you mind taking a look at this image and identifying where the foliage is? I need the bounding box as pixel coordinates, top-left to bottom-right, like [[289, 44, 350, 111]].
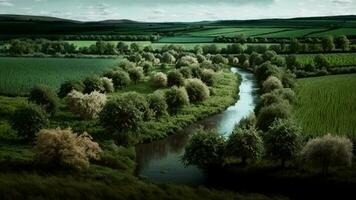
[[182, 129, 226, 169], [58, 80, 85, 98], [151, 72, 168, 88], [185, 78, 210, 103], [262, 76, 283, 93], [301, 134, 353, 174], [201, 69, 216, 86], [165, 86, 190, 114], [167, 70, 185, 87], [264, 119, 302, 166], [29, 85, 59, 115], [147, 91, 168, 117], [66, 90, 107, 119], [128, 67, 144, 83], [256, 101, 291, 132], [101, 77, 115, 93], [83, 76, 105, 94], [11, 104, 49, 140], [226, 127, 264, 164], [104, 70, 131, 89], [176, 55, 199, 68], [34, 128, 102, 170]]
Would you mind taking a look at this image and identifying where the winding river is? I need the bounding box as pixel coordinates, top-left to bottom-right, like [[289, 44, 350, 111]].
[[135, 68, 259, 185]]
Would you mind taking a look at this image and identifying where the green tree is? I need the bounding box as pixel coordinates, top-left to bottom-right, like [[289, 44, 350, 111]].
[[321, 36, 335, 52], [29, 85, 59, 115], [165, 86, 189, 114]]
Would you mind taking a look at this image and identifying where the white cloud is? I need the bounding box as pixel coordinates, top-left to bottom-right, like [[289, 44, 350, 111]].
[[0, 0, 13, 7], [332, 0, 353, 4]]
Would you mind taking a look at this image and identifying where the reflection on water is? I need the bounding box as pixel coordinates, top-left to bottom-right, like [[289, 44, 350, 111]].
[[135, 68, 259, 185]]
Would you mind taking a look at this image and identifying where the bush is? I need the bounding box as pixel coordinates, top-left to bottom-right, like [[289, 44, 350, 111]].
[[211, 54, 228, 65], [128, 67, 144, 83], [99, 92, 150, 133], [11, 104, 49, 140], [256, 101, 291, 132], [167, 70, 185, 87], [151, 72, 168, 88], [104, 70, 131, 89], [255, 62, 282, 82], [201, 69, 216, 86], [301, 134, 353, 174], [236, 114, 257, 130], [142, 62, 153, 74], [190, 66, 203, 78], [264, 119, 301, 166], [165, 86, 189, 114], [66, 90, 107, 119], [176, 55, 198, 68], [101, 77, 114, 93], [83, 76, 105, 94], [58, 80, 85, 98], [161, 52, 176, 64], [178, 67, 192, 78], [34, 128, 102, 170], [147, 91, 168, 117], [185, 78, 210, 103], [29, 85, 59, 115], [118, 60, 136, 71], [314, 54, 330, 69], [262, 76, 283, 93], [182, 129, 225, 169], [226, 127, 264, 164]]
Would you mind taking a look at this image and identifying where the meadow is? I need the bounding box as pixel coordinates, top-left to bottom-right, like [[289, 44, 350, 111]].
[[293, 74, 356, 137], [296, 53, 356, 66], [0, 57, 120, 95]]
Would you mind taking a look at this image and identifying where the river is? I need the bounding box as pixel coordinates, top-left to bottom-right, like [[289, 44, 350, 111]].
[[135, 67, 259, 185]]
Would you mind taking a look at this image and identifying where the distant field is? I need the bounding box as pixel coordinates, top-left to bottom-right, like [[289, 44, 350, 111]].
[[0, 57, 119, 95], [308, 28, 356, 37], [296, 53, 356, 66], [67, 41, 152, 48], [293, 74, 356, 137], [157, 36, 214, 43], [260, 28, 327, 38]]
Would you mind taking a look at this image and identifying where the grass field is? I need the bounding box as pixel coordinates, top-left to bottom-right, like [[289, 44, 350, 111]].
[[296, 53, 356, 66], [308, 28, 356, 37], [293, 74, 356, 137], [0, 57, 120, 95]]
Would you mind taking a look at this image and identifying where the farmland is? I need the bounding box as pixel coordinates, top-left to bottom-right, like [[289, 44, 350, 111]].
[[296, 53, 356, 66], [0, 57, 119, 95], [293, 74, 356, 137]]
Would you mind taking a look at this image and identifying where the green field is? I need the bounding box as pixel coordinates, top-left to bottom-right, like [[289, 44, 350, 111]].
[[308, 28, 356, 37], [0, 57, 120, 95], [67, 40, 152, 48], [293, 74, 356, 137], [296, 53, 356, 66]]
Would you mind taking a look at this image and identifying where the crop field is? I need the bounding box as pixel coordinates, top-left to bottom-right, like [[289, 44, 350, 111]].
[[67, 40, 152, 48], [0, 57, 120, 95], [308, 28, 356, 37], [260, 28, 327, 38], [293, 74, 356, 137], [296, 53, 356, 66], [157, 36, 214, 43]]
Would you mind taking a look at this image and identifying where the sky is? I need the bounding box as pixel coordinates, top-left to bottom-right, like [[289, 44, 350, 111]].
[[0, 0, 355, 22]]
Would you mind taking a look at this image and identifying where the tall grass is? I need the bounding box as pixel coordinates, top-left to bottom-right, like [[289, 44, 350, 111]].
[[293, 74, 356, 137], [296, 53, 356, 67], [0, 57, 120, 95]]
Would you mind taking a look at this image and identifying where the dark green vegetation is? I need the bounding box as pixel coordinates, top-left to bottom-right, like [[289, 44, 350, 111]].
[[293, 74, 356, 137]]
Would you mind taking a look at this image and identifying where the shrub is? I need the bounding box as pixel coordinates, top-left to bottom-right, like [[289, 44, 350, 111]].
[[101, 77, 114, 93], [236, 114, 257, 130], [167, 70, 185, 87], [190, 66, 203, 78], [104, 70, 131, 89], [256, 101, 291, 132], [301, 134, 353, 174], [34, 128, 102, 170], [262, 76, 283, 93], [201, 69, 216, 86], [176, 55, 199, 68], [161, 52, 176, 64], [151, 72, 168, 88], [142, 62, 153, 74], [211, 54, 228, 65], [99, 92, 150, 132], [118, 60, 136, 71], [11, 104, 49, 140], [178, 67, 192, 78], [182, 129, 225, 169], [66, 90, 107, 119], [264, 119, 301, 167], [226, 127, 264, 164], [29, 85, 59, 115], [314, 54, 330, 69], [58, 80, 85, 98], [83, 76, 105, 94], [165, 86, 189, 114], [147, 91, 168, 117], [255, 62, 282, 82], [128, 67, 144, 83], [185, 78, 210, 103]]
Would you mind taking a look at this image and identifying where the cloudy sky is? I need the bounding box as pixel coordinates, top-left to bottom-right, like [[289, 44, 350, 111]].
[[0, 0, 355, 22]]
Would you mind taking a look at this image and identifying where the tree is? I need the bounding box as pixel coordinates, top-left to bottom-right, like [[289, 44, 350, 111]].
[[226, 127, 263, 165], [182, 129, 225, 169], [285, 55, 302, 72], [185, 78, 210, 103], [165, 86, 189, 114], [301, 134, 353, 174], [66, 90, 107, 119], [255, 61, 282, 82], [335, 35, 350, 51], [176, 55, 199, 68], [289, 38, 300, 53], [264, 119, 301, 167], [147, 91, 168, 117], [314, 54, 330, 69], [178, 67, 193, 78], [101, 77, 115, 93], [211, 54, 228, 65], [58, 80, 85, 98], [29, 85, 59, 115], [167, 70, 185, 87], [321, 36, 335, 52], [161, 52, 176, 64], [201, 69, 216, 86], [83, 76, 105, 94], [11, 104, 49, 141], [152, 72, 168, 88], [117, 41, 129, 54], [34, 128, 102, 170], [256, 101, 291, 132], [262, 76, 283, 93], [104, 70, 131, 89], [128, 67, 144, 83]]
